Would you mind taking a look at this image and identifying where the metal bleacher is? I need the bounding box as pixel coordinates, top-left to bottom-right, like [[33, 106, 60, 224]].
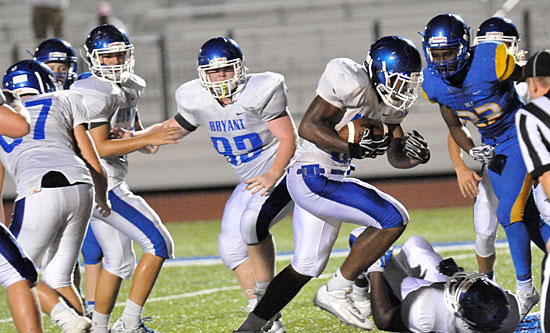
[[0, 0, 548, 194]]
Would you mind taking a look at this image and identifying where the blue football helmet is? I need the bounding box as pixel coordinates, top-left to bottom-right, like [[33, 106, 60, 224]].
[[474, 17, 520, 55], [444, 272, 510, 332], [422, 14, 471, 78], [84, 24, 134, 83], [33, 38, 78, 89], [3, 59, 59, 95], [365, 36, 423, 112], [197, 37, 246, 99]]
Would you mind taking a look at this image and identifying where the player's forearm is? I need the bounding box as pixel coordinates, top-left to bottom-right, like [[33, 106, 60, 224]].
[[368, 271, 406, 331], [0, 105, 30, 138], [449, 126, 475, 153], [386, 138, 419, 169], [448, 133, 469, 172], [299, 119, 349, 153], [96, 135, 156, 157], [268, 138, 296, 178]]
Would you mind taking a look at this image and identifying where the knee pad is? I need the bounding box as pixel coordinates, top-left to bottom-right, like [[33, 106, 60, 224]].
[[240, 209, 261, 245], [218, 233, 248, 270], [475, 233, 497, 258], [103, 250, 136, 280]]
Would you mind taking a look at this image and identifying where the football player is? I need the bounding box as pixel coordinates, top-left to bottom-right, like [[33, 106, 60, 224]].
[[421, 13, 550, 319], [70, 24, 184, 333], [446, 16, 549, 283], [2, 59, 111, 332], [235, 36, 429, 332], [33, 37, 104, 316], [0, 89, 43, 332], [33, 38, 78, 90], [366, 234, 520, 332], [163, 36, 299, 333]]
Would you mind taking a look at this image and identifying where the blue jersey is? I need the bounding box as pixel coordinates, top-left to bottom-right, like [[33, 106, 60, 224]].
[[422, 41, 522, 139]]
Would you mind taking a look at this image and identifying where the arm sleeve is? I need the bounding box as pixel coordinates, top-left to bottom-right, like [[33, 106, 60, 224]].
[[174, 113, 197, 131]]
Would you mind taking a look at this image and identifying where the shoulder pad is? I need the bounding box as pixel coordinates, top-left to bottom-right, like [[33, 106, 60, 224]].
[[175, 79, 210, 109], [238, 72, 286, 106]]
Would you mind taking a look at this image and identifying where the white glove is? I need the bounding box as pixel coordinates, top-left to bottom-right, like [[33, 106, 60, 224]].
[[469, 144, 495, 164]]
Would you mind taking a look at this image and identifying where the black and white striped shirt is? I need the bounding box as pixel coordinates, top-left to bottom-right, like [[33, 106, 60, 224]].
[[516, 92, 550, 179]]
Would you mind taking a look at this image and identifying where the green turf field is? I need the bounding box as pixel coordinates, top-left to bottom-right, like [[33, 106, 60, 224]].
[[0, 206, 544, 332]]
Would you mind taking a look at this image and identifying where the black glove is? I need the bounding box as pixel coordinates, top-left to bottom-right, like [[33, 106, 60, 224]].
[[349, 126, 391, 159], [403, 130, 430, 164], [437, 257, 464, 276]]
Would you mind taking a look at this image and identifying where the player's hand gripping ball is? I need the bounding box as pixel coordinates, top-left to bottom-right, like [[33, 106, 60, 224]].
[[340, 118, 391, 159]]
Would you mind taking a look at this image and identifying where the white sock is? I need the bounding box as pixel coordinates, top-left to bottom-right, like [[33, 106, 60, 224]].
[[248, 297, 258, 310], [256, 280, 270, 291], [120, 299, 143, 328], [50, 300, 70, 317], [327, 268, 354, 292], [352, 282, 368, 295], [516, 279, 534, 292], [92, 310, 110, 333]]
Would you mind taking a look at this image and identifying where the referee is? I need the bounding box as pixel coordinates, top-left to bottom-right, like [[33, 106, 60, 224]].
[[515, 49, 550, 332]]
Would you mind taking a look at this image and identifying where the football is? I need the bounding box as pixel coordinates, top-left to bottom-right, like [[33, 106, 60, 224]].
[[338, 118, 388, 144]]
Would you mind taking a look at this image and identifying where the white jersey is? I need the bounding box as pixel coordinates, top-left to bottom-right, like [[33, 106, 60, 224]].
[[71, 74, 146, 189], [294, 58, 407, 170], [0, 90, 5, 105], [175, 72, 290, 182], [402, 285, 519, 333], [0, 91, 93, 200]]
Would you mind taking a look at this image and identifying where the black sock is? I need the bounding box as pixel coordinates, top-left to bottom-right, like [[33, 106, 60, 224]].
[[253, 265, 312, 320]]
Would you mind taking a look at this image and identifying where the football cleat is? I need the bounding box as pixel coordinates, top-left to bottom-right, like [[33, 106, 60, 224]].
[[313, 284, 374, 330], [349, 288, 372, 318], [51, 308, 92, 333], [516, 286, 540, 320], [110, 317, 154, 333]]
